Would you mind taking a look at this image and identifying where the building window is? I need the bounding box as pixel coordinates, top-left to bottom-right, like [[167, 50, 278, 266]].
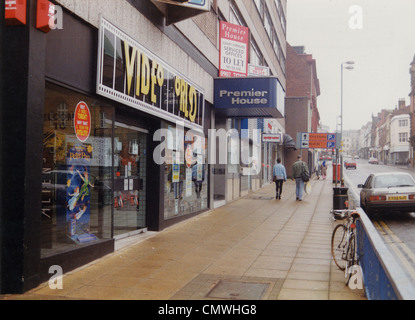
[[399, 119, 409, 127], [264, 8, 272, 40], [399, 132, 409, 143], [273, 31, 281, 60], [254, 0, 263, 18], [250, 41, 263, 66], [274, 0, 280, 15], [230, 3, 244, 26]]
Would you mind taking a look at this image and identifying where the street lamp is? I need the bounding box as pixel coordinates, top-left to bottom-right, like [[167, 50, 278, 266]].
[[339, 61, 354, 186]]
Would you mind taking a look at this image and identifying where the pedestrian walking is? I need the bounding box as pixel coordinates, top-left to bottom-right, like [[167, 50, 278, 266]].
[[321, 160, 327, 180], [273, 158, 287, 200], [292, 155, 309, 201]]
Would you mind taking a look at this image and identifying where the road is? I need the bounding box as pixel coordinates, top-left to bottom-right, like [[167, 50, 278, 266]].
[[344, 159, 415, 282]]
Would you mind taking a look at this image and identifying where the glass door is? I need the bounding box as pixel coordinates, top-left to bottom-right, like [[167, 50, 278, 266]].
[[113, 122, 147, 238]]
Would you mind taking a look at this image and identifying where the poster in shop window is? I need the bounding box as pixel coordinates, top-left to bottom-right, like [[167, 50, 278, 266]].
[[219, 21, 249, 77], [66, 140, 97, 244]]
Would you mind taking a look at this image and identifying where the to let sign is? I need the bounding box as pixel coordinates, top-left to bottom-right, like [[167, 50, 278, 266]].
[[219, 21, 249, 77], [262, 133, 282, 143]]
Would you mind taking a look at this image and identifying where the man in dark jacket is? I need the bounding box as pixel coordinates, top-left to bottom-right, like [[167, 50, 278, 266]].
[[292, 155, 309, 201]]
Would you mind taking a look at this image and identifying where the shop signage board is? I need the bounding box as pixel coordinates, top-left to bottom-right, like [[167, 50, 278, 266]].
[[214, 77, 284, 118], [154, 0, 210, 11], [297, 132, 339, 149], [248, 64, 270, 77], [36, 0, 53, 33], [219, 21, 249, 77], [96, 17, 205, 132], [262, 133, 282, 143], [5, 0, 26, 25]]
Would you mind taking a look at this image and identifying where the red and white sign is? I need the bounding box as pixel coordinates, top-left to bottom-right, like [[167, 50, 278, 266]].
[[248, 64, 270, 77], [36, 0, 54, 33], [262, 133, 282, 143], [5, 0, 27, 25], [219, 21, 249, 78], [74, 102, 91, 143]]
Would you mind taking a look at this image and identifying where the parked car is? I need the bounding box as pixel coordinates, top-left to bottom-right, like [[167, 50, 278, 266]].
[[345, 160, 357, 170], [369, 157, 379, 165], [358, 172, 415, 215]]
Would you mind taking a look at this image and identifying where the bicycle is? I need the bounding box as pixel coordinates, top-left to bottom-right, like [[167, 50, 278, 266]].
[[330, 209, 360, 286]]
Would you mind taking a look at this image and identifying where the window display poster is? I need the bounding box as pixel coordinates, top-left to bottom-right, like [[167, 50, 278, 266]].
[[74, 101, 91, 143], [186, 168, 192, 197], [66, 143, 97, 244], [172, 163, 180, 183]]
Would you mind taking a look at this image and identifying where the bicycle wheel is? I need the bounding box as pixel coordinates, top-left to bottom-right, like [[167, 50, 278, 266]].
[[331, 224, 348, 271], [345, 233, 356, 286]]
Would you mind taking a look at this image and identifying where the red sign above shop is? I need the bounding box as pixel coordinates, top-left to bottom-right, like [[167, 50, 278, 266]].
[[5, 0, 27, 25], [219, 21, 249, 78], [36, 0, 54, 33], [74, 102, 91, 143]]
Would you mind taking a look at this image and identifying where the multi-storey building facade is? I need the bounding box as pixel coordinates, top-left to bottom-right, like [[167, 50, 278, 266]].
[[342, 130, 359, 157], [285, 44, 321, 175], [1, 0, 287, 293], [390, 113, 410, 164], [358, 122, 372, 159]]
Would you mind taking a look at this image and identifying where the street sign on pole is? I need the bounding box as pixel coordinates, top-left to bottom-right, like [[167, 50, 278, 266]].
[[297, 133, 339, 150]]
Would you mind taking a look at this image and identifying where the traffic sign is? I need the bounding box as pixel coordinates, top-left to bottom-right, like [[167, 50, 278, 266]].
[[296, 132, 339, 149]]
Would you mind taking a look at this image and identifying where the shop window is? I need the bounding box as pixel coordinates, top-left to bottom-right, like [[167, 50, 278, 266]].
[[42, 83, 113, 257], [164, 124, 208, 219], [113, 122, 147, 237]]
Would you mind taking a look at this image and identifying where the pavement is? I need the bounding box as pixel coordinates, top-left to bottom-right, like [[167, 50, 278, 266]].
[[1, 170, 366, 301]]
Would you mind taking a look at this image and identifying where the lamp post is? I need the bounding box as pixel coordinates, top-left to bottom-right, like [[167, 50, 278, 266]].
[[340, 61, 354, 186]]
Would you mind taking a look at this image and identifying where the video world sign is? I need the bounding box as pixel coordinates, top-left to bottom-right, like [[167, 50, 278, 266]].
[[97, 17, 205, 130]]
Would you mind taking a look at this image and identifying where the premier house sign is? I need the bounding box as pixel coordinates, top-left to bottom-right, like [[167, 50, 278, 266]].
[[96, 17, 205, 131], [214, 77, 284, 118], [218, 89, 269, 105]]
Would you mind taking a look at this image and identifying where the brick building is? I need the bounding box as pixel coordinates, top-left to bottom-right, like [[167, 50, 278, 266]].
[[285, 44, 321, 176]]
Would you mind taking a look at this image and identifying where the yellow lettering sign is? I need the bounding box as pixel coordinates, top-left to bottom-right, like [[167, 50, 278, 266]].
[[123, 41, 165, 103], [124, 41, 137, 96], [175, 76, 198, 123], [122, 41, 199, 123]]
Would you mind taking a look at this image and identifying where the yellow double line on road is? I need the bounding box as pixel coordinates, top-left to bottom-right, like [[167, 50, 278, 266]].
[[374, 221, 415, 280]]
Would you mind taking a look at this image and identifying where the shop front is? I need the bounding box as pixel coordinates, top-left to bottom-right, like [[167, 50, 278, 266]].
[[3, 10, 210, 290]]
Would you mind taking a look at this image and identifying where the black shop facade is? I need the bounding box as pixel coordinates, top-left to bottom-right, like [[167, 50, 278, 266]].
[[1, 13, 210, 293]]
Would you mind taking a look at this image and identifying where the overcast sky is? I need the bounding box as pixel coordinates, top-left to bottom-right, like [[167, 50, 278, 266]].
[[286, 0, 415, 132]]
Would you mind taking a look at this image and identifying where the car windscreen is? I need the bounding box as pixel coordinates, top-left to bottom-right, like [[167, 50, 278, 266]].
[[373, 175, 415, 188]]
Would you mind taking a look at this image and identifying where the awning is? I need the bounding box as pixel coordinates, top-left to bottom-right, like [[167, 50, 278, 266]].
[[283, 134, 297, 150], [151, 0, 209, 25]]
